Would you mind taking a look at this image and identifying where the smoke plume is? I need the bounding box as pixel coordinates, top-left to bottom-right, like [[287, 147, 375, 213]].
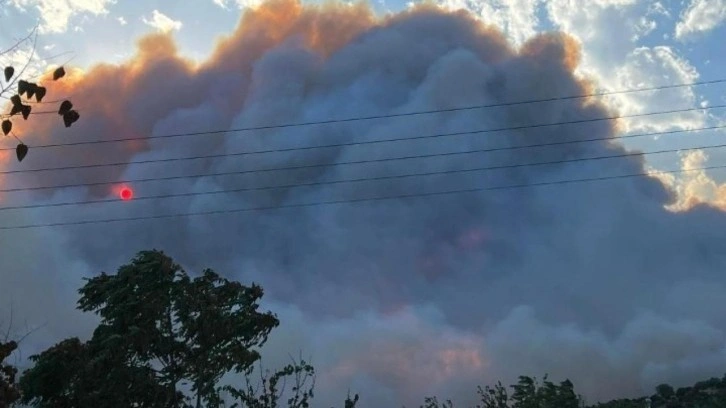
[[2, 1, 726, 406]]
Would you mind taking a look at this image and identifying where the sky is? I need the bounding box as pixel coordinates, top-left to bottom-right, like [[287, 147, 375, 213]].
[[1, 0, 726, 407]]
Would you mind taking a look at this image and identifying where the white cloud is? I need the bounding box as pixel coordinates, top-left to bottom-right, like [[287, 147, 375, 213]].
[[141, 10, 183, 33], [675, 0, 726, 40], [438, 0, 704, 135], [652, 150, 726, 211], [9, 0, 115, 33], [632, 16, 657, 41], [212, 0, 264, 10], [437, 0, 542, 46], [543, 0, 708, 134], [117, 16, 126, 26], [607, 45, 704, 133]]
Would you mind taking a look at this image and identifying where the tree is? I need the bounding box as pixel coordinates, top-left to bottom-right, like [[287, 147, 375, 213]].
[[19, 336, 177, 408], [655, 384, 675, 401], [417, 375, 584, 408], [20, 250, 280, 407], [0, 302, 45, 407], [477, 381, 509, 408], [1, 25, 80, 162], [223, 356, 318, 408], [0, 340, 20, 407]]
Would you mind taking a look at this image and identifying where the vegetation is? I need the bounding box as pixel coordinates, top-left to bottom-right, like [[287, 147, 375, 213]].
[[1, 25, 80, 163], [1, 249, 725, 407]]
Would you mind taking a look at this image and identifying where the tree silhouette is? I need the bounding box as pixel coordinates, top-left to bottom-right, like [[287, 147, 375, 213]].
[[0, 340, 20, 407], [1, 25, 80, 163], [20, 250, 281, 407], [0, 303, 46, 407]]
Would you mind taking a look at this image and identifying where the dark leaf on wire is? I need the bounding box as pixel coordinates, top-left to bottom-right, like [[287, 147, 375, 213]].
[[63, 110, 79, 127], [35, 86, 47, 102], [16, 143, 28, 162], [9, 99, 22, 116], [1, 120, 11, 136], [3, 66, 14, 82], [26, 84, 37, 100], [53, 66, 66, 81], [58, 100, 73, 116], [17, 80, 30, 97], [21, 104, 31, 120]]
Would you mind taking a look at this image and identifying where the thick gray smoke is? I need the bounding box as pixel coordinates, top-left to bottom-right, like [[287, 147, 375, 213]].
[[1, 1, 726, 406]]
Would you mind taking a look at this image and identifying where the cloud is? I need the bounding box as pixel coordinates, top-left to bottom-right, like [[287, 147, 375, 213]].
[[543, 0, 709, 134], [607, 45, 704, 133], [213, 0, 265, 10], [8, 0, 115, 33], [675, 0, 726, 40], [3, 0, 726, 406], [438, 0, 710, 135], [438, 0, 543, 46], [142, 10, 183, 33], [651, 150, 726, 211]]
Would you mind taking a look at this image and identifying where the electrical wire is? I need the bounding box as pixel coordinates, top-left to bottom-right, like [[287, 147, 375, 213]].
[[2, 124, 723, 194], [1, 78, 725, 151], [0, 163, 721, 230], [3, 138, 726, 212], [1, 103, 723, 176]]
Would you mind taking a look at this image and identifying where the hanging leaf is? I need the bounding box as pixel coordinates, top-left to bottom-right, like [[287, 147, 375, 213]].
[[1, 120, 11, 136], [62, 110, 80, 127], [58, 100, 73, 116], [35, 86, 47, 102], [9, 95, 22, 116], [17, 80, 30, 97], [25, 85, 37, 100], [10, 94, 21, 107], [21, 105, 31, 120], [3, 66, 14, 82], [53, 66, 66, 81], [16, 143, 28, 162]]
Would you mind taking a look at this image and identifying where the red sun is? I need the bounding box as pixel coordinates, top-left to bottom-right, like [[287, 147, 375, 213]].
[[119, 187, 134, 201]]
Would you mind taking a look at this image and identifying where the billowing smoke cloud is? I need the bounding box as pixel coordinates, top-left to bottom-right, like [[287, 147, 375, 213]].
[[2, 0, 726, 406]]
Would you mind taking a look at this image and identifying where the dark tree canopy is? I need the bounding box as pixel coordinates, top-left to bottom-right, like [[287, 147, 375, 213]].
[[0, 340, 21, 407], [20, 250, 280, 407]]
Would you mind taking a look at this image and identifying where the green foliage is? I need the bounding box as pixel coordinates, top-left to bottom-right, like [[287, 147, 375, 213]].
[[418, 375, 583, 408], [420, 396, 454, 408], [0, 340, 20, 407], [18, 337, 179, 407], [591, 399, 646, 408], [655, 384, 675, 400], [342, 392, 359, 408], [20, 250, 281, 407], [223, 358, 317, 408], [477, 381, 509, 408]]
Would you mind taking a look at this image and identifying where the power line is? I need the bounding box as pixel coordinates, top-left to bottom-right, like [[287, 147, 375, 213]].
[[1, 104, 723, 176], [3, 139, 726, 212], [3, 124, 724, 194], [1, 78, 725, 151], [0, 163, 721, 230]]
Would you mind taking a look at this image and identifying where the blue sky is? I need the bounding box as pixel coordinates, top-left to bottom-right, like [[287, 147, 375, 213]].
[[2, 1, 726, 406]]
